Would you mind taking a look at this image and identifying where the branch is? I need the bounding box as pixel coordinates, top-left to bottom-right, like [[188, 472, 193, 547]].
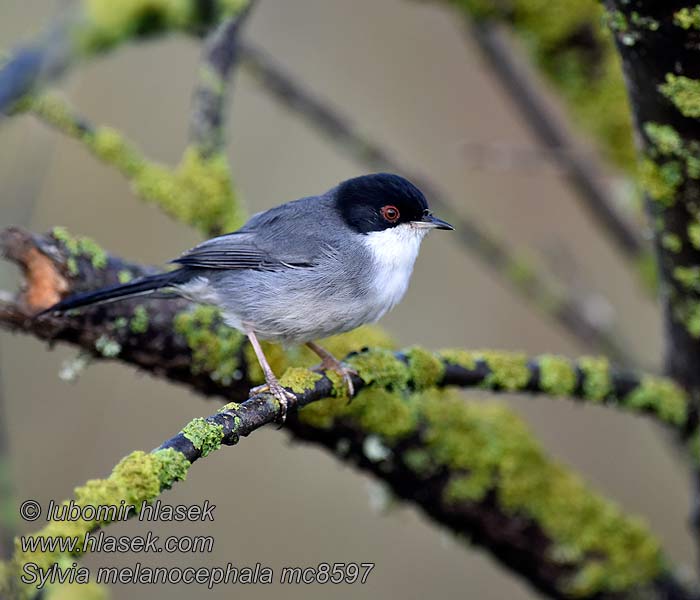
[[238, 42, 632, 363], [189, 1, 256, 157], [601, 0, 700, 568], [14, 93, 244, 237], [1, 226, 697, 599], [468, 22, 645, 260], [0, 0, 250, 114]]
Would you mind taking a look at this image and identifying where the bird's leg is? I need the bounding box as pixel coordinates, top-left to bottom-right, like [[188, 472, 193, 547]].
[[246, 330, 296, 423], [306, 341, 357, 397]]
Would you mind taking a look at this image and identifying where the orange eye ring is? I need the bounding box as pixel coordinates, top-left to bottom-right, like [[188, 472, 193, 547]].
[[380, 205, 400, 223]]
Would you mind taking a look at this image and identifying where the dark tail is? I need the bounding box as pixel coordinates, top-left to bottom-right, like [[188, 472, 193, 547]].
[[38, 270, 188, 316]]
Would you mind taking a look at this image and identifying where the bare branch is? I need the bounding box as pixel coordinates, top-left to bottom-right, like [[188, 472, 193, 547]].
[[468, 22, 645, 260], [190, 1, 256, 156]]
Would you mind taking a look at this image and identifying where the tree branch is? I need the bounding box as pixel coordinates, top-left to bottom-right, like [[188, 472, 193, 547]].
[[190, 1, 256, 157], [468, 21, 645, 260], [1, 225, 697, 599], [239, 42, 632, 363], [0, 0, 250, 115]]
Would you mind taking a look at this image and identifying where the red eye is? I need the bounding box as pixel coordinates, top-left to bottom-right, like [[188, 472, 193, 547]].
[[380, 205, 400, 223]]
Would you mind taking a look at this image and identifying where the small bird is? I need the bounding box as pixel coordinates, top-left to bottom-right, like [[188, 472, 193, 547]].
[[40, 173, 453, 417]]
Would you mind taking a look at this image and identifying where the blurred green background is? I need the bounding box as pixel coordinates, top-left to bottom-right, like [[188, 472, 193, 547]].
[[0, 0, 694, 598]]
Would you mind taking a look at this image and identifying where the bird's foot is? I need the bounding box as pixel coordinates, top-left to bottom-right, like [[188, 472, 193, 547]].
[[316, 358, 358, 399], [250, 378, 297, 424]]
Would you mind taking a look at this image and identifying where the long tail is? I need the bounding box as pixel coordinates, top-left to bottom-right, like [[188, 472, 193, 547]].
[[38, 270, 189, 316]]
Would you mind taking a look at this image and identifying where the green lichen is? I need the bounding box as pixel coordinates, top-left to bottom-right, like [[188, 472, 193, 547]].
[[644, 122, 683, 156], [117, 269, 133, 283], [420, 392, 663, 596], [478, 351, 531, 391], [94, 335, 121, 358], [152, 447, 190, 488], [129, 305, 149, 334], [624, 376, 687, 426], [405, 346, 445, 390], [439, 349, 477, 370], [673, 298, 700, 338], [659, 74, 700, 119], [661, 233, 682, 253], [52, 226, 108, 272], [347, 348, 411, 390], [638, 157, 682, 205], [675, 6, 700, 30], [673, 266, 700, 292], [578, 356, 612, 402], [77, 0, 249, 54], [13, 450, 166, 577], [181, 417, 224, 457], [279, 368, 322, 394], [689, 222, 700, 249], [174, 305, 245, 384], [27, 93, 243, 237], [538, 355, 577, 396]]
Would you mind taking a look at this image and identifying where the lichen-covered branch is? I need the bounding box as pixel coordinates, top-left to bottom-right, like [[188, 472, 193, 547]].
[[0, 0, 249, 114], [12, 93, 243, 237], [239, 42, 631, 363], [1, 225, 697, 599]]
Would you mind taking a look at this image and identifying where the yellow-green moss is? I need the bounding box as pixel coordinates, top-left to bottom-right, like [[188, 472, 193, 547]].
[[152, 447, 190, 489], [129, 305, 149, 334], [578, 356, 612, 402], [405, 346, 445, 389], [689, 222, 700, 249], [538, 355, 577, 396], [673, 298, 700, 338], [673, 266, 700, 292], [181, 418, 224, 457], [478, 351, 530, 391], [624, 376, 687, 426], [420, 392, 663, 596], [174, 305, 245, 384], [347, 348, 411, 390], [439, 349, 477, 370], [77, 0, 248, 54], [644, 122, 683, 156], [117, 269, 133, 283], [661, 233, 682, 253], [638, 158, 682, 205], [659, 74, 700, 118], [675, 6, 700, 29], [279, 368, 323, 394], [51, 226, 108, 274]]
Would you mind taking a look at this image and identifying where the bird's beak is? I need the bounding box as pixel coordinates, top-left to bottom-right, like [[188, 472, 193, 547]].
[[413, 214, 454, 230]]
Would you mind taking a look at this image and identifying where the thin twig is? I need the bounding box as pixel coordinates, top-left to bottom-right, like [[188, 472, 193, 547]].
[[469, 22, 644, 259], [190, 1, 257, 156]]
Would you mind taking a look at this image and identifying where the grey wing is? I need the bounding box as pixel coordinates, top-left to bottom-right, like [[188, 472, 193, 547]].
[[171, 197, 340, 270], [171, 232, 317, 270]]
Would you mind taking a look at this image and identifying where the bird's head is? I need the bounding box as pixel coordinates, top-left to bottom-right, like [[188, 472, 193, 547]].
[[335, 173, 453, 237]]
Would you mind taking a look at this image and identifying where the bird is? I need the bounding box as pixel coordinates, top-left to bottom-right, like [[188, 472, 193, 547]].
[[39, 173, 453, 419]]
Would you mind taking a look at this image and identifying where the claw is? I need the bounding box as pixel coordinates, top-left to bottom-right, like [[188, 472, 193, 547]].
[[251, 379, 296, 424]]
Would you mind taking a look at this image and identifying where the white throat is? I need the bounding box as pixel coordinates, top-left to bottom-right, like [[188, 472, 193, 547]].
[[363, 223, 429, 319]]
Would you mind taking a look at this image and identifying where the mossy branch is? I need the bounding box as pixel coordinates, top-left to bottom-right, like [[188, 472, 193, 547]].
[[0, 0, 249, 113], [13, 93, 244, 237], [1, 226, 698, 599]]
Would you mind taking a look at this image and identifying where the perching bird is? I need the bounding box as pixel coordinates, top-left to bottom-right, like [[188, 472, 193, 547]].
[[40, 173, 453, 417]]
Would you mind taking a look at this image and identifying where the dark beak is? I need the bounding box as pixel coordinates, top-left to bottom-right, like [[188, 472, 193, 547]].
[[414, 214, 454, 230]]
